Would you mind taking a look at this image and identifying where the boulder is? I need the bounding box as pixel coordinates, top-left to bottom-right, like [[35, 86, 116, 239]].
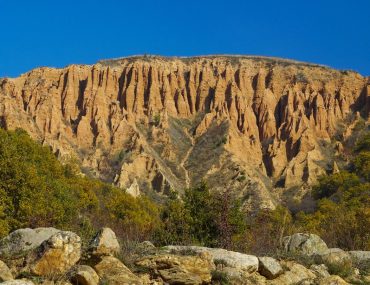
[[258, 256, 283, 279], [309, 264, 330, 278], [136, 253, 214, 284], [136, 241, 156, 252], [71, 265, 99, 285], [164, 245, 258, 274], [270, 261, 316, 285], [0, 280, 35, 285], [89, 228, 120, 256], [0, 260, 13, 281], [93, 256, 142, 285], [0, 228, 60, 259], [282, 233, 328, 255], [348, 250, 370, 263], [30, 231, 81, 276]]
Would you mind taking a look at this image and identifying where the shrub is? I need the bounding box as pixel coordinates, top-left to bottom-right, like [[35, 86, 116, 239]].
[[355, 132, 370, 152], [294, 72, 308, 83], [183, 181, 219, 246], [152, 114, 161, 127], [215, 136, 227, 147], [154, 198, 193, 246], [0, 128, 161, 242], [354, 151, 370, 181], [295, 132, 370, 250], [246, 206, 293, 255], [154, 182, 248, 250], [312, 171, 360, 199], [236, 175, 246, 182]]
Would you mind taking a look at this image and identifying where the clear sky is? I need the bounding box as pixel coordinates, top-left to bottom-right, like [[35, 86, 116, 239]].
[[0, 0, 369, 77]]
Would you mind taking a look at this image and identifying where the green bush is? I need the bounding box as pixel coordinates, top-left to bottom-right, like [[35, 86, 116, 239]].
[[312, 171, 360, 199], [295, 132, 370, 250], [152, 114, 161, 126], [355, 133, 370, 152], [0, 128, 161, 241], [1, 127, 369, 255], [154, 182, 248, 249]]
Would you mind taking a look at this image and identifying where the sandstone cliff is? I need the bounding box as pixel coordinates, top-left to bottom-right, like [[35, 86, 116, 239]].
[[0, 55, 369, 210]]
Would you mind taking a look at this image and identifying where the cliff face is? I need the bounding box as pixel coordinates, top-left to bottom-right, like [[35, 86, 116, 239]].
[[0, 56, 369, 209]]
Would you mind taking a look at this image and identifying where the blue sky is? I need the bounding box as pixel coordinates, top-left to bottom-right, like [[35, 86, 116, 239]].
[[0, 0, 369, 77]]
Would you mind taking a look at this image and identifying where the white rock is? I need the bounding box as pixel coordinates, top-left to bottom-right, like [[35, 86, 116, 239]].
[[94, 256, 141, 285], [164, 245, 259, 273], [71, 265, 99, 285], [30, 231, 81, 276], [0, 228, 60, 259], [310, 264, 330, 278], [89, 228, 120, 256], [258, 256, 283, 279], [126, 178, 141, 197], [271, 261, 316, 285], [349, 250, 370, 263], [282, 233, 328, 255]]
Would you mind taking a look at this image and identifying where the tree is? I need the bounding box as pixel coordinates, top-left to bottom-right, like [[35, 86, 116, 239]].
[[155, 197, 192, 245], [313, 171, 360, 200], [214, 189, 247, 250], [155, 182, 248, 249], [246, 206, 293, 255], [354, 151, 370, 181], [183, 181, 218, 246]]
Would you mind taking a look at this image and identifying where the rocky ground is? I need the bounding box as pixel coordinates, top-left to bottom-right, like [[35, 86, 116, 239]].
[[0, 227, 368, 285]]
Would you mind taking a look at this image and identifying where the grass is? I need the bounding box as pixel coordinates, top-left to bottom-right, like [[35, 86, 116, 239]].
[[274, 251, 317, 268], [170, 248, 198, 256], [349, 278, 370, 285], [214, 258, 228, 267], [326, 259, 353, 278], [353, 258, 370, 276], [17, 269, 73, 285], [211, 270, 230, 285]]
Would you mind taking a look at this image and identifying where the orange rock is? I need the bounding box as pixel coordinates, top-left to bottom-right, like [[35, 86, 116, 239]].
[[0, 56, 368, 210]]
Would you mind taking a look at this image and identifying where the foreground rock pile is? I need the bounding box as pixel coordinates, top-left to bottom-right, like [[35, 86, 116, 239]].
[[0, 228, 369, 284]]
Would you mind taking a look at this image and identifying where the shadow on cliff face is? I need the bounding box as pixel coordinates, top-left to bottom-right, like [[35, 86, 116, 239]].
[[351, 84, 370, 118]]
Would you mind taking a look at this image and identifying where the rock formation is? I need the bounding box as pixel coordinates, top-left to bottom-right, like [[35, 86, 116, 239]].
[[0, 55, 369, 210], [0, 227, 369, 284]]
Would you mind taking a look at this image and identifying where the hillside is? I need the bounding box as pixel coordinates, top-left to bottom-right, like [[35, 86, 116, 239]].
[[0, 55, 369, 210]]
